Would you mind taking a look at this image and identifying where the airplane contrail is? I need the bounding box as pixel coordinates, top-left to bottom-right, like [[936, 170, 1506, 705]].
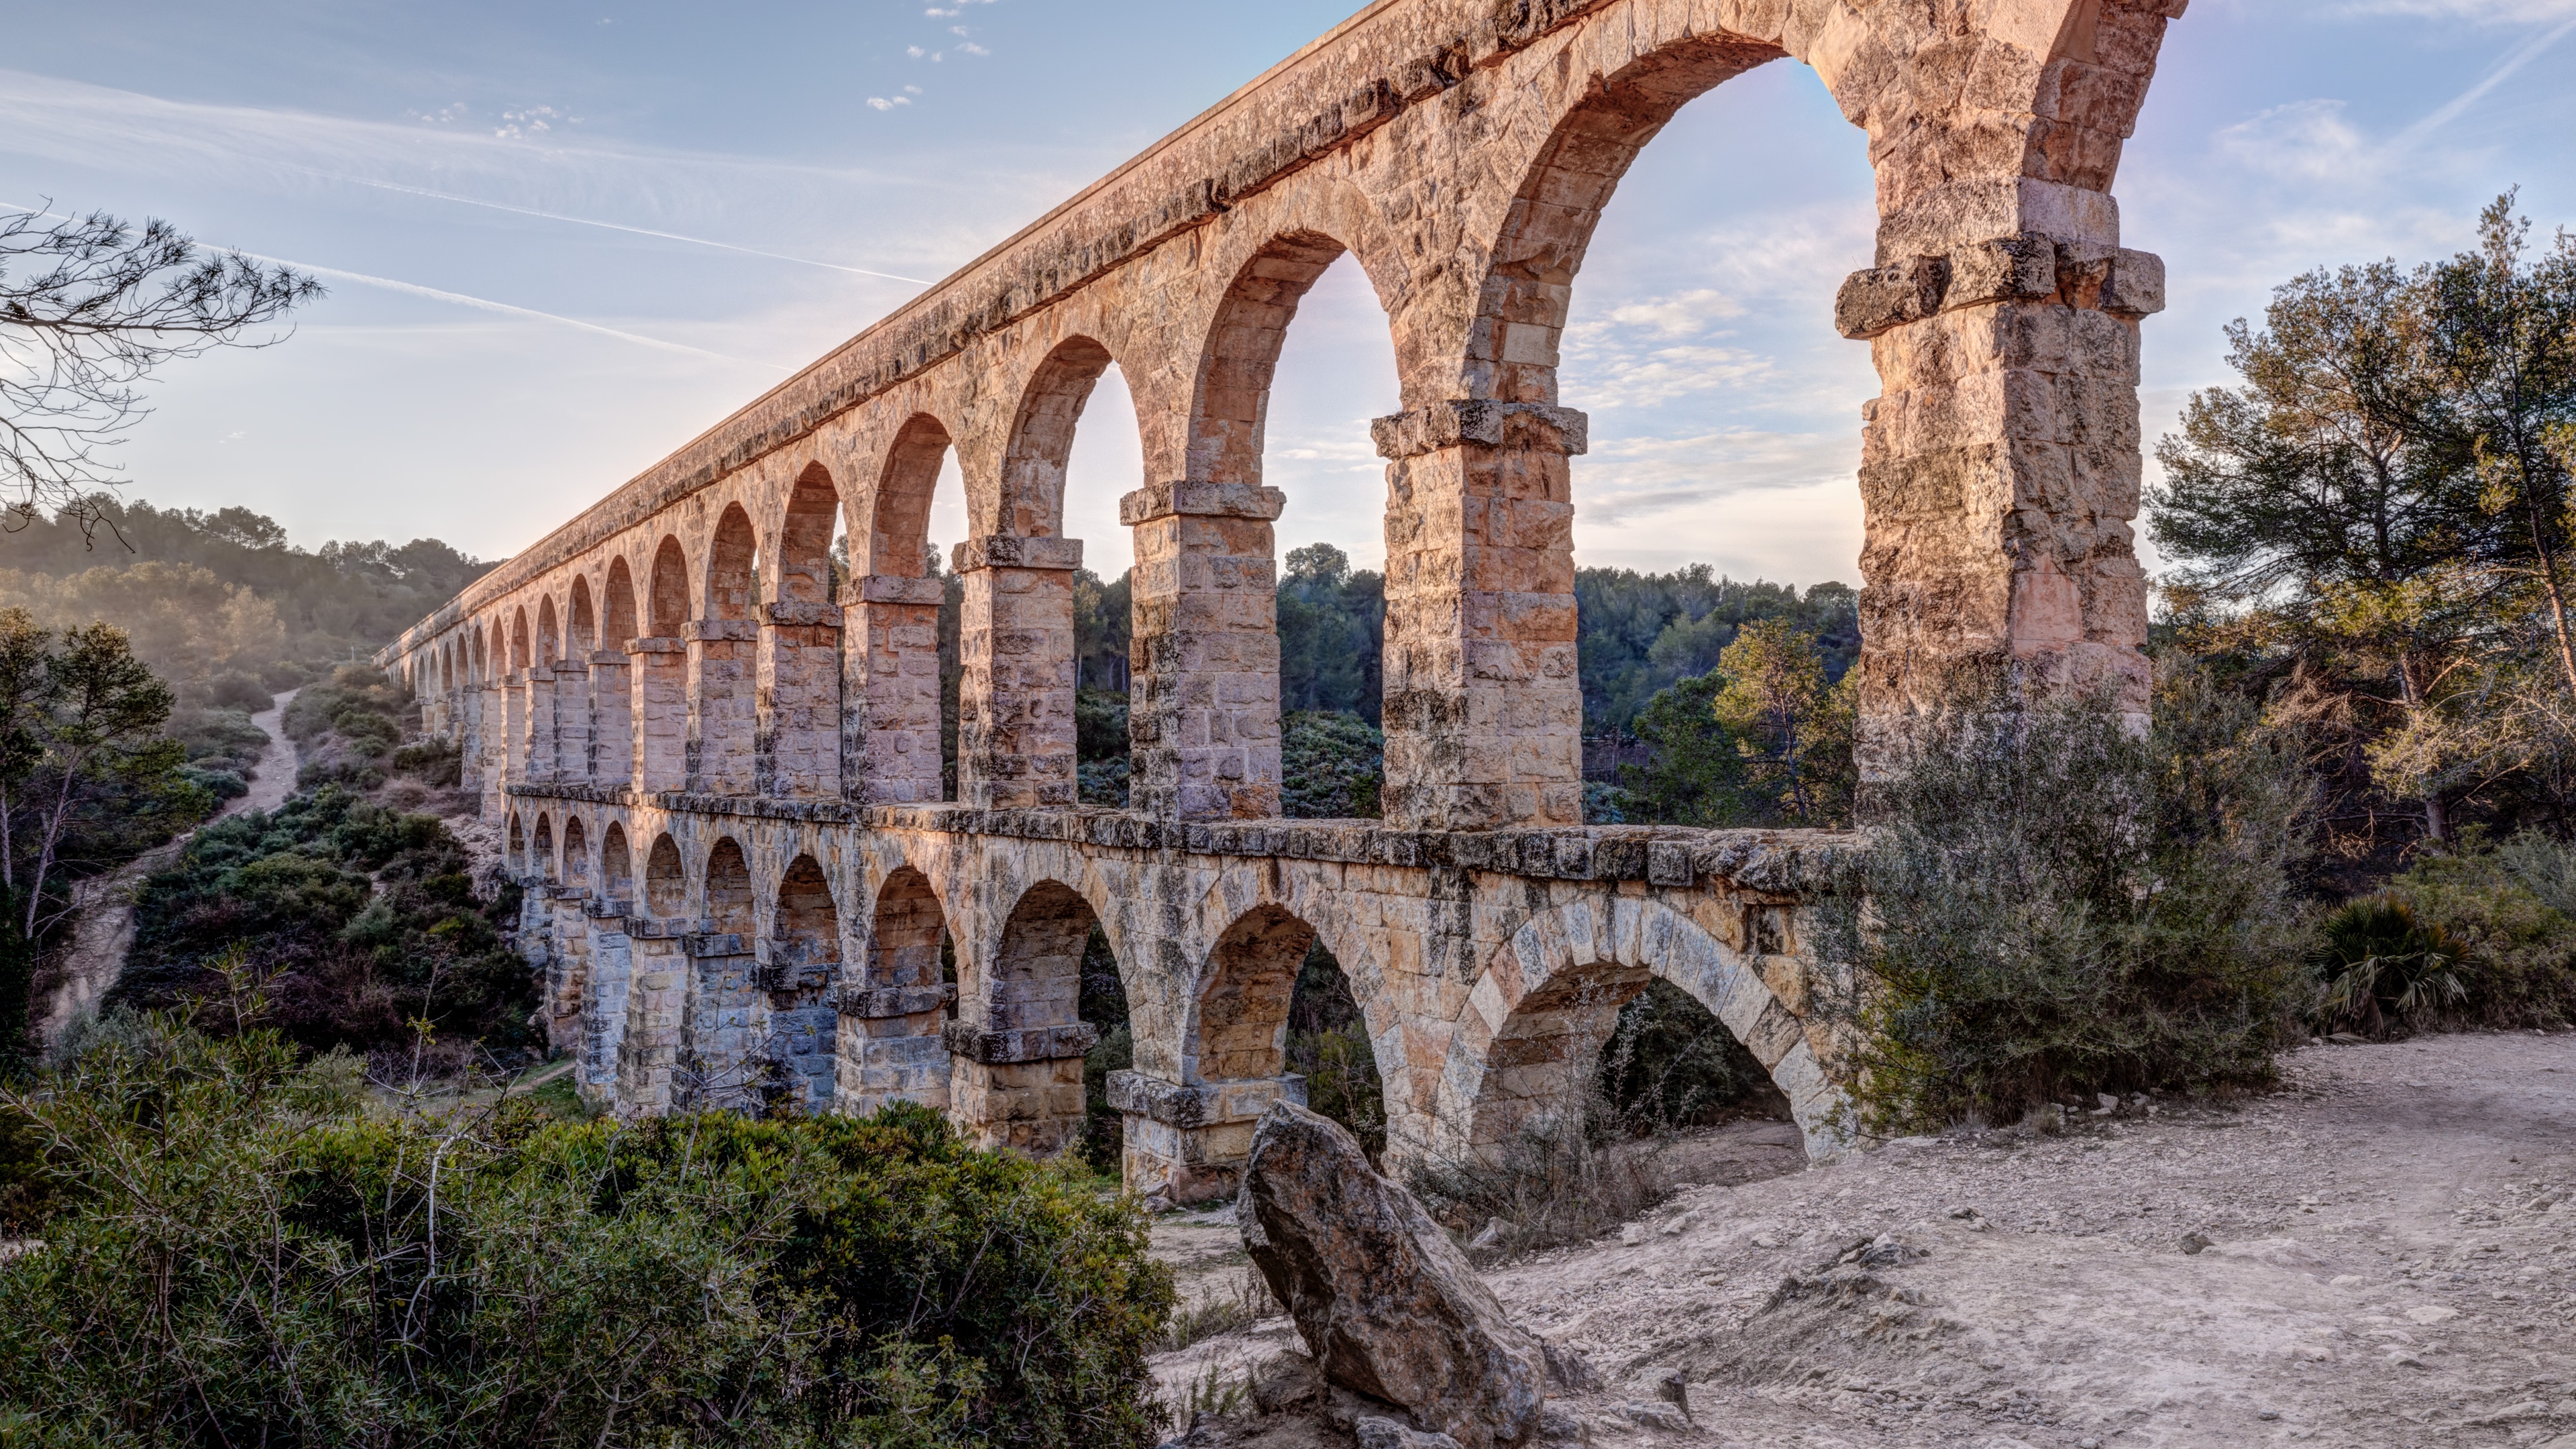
[[317, 172, 933, 284], [2398, 12, 2576, 144]]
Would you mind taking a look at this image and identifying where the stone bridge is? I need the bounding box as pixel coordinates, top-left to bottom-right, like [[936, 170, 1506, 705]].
[[381, 0, 2180, 1197]]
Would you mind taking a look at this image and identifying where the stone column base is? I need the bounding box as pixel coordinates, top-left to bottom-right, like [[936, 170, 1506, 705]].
[[944, 1018, 1098, 1157], [1108, 1070, 1306, 1204], [835, 983, 957, 1116]]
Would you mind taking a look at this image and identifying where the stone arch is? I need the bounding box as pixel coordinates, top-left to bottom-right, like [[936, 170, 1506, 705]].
[[643, 833, 686, 920], [682, 835, 761, 1110], [953, 878, 1108, 1155], [763, 466, 845, 798], [603, 557, 639, 644], [996, 336, 1125, 539], [839, 864, 955, 1116], [1186, 231, 1355, 485], [561, 814, 590, 887], [510, 608, 530, 674], [506, 810, 525, 875], [704, 837, 755, 936], [706, 504, 757, 621], [537, 594, 561, 665], [569, 577, 597, 656], [765, 852, 843, 1110], [531, 813, 555, 881], [648, 537, 690, 635], [869, 413, 955, 578], [601, 820, 634, 902], [1434, 896, 1847, 1165], [690, 507, 760, 794], [1188, 903, 1313, 1083]]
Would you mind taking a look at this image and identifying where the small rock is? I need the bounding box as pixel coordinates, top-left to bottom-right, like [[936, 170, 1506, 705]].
[[1542, 1340, 1603, 1395], [2404, 1305, 2461, 1325], [2257, 1409, 2280, 1420], [2098, 1093, 2119, 1112], [1356, 1417, 1464, 1449], [1250, 1352, 1323, 1415], [1536, 1403, 1591, 1445], [2330, 1274, 2365, 1288], [1659, 1210, 1701, 1237], [1469, 1219, 1507, 1253], [2180, 1233, 2215, 1255], [1751, 1232, 1782, 1249], [1945, 1205, 1980, 1221], [1650, 1367, 1693, 1424], [1620, 1401, 1690, 1432], [1620, 1222, 1645, 1246]]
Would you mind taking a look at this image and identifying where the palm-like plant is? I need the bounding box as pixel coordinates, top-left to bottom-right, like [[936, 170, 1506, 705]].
[[2311, 894, 2469, 1035]]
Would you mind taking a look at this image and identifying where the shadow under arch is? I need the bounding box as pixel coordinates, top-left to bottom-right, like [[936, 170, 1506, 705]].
[[1431, 896, 1848, 1167], [838, 864, 955, 1116], [690, 506, 760, 794], [951, 878, 1114, 1157], [677, 836, 761, 1112], [761, 465, 845, 798], [763, 851, 842, 1111]]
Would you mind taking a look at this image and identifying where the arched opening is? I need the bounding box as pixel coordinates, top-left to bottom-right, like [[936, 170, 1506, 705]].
[[531, 814, 554, 881], [537, 595, 561, 666], [649, 537, 690, 635], [1063, 360, 1140, 809], [636, 537, 693, 792], [765, 466, 845, 798], [1286, 936, 1387, 1161], [510, 608, 530, 674], [765, 853, 842, 1111], [690, 506, 760, 794], [587, 560, 638, 788], [569, 578, 597, 656], [860, 413, 965, 804], [953, 339, 1119, 811], [840, 865, 955, 1116], [506, 811, 525, 875], [561, 815, 590, 888], [601, 821, 634, 904], [604, 557, 640, 644], [677, 837, 761, 1112], [956, 879, 1124, 1159], [643, 833, 686, 920]]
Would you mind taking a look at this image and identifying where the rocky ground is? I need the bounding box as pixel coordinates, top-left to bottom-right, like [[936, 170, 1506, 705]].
[[1150, 1030, 2576, 1449]]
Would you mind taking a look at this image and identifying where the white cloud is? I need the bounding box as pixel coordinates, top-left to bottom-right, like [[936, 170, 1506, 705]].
[[2212, 99, 2378, 182]]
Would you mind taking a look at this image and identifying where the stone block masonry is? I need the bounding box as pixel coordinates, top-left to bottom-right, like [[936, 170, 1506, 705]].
[[380, 0, 2184, 1195]]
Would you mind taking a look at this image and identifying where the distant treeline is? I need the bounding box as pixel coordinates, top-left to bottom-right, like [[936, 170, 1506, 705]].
[[0, 497, 494, 706]]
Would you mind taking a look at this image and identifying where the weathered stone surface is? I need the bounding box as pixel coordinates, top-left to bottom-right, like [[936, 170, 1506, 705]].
[[1239, 1102, 1544, 1449]]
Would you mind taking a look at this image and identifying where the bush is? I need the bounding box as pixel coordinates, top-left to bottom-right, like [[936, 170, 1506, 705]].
[[287, 665, 412, 790], [1284, 943, 1385, 1161], [2378, 832, 2576, 1028], [110, 786, 531, 1053], [2310, 894, 2468, 1035], [1819, 667, 2318, 1132], [205, 671, 272, 712], [0, 1016, 1176, 1448], [1597, 979, 1786, 1134]]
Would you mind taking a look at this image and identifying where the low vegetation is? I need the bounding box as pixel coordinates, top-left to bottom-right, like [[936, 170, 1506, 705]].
[[0, 1012, 1177, 1447]]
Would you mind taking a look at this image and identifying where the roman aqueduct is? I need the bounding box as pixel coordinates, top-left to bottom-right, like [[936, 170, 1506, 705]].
[[381, 0, 2176, 1199]]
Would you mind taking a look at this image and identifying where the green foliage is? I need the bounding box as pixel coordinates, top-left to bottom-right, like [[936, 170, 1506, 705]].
[[0, 1016, 1176, 1447], [1078, 926, 1133, 1174], [0, 497, 492, 700], [111, 785, 530, 1053], [1576, 570, 1858, 737], [1620, 672, 1735, 826], [1595, 979, 1782, 1134], [1284, 942, 1385, 1161], [2309, 894, 2467, 1034], [2375, 832, 2576, 1028], [1277, 545, 1385, 721], [286, 663, 419, 791], [1821, 667, 2319, 1131], [1619, 621, 1855, 828], [1280, 710, 1382, 819]]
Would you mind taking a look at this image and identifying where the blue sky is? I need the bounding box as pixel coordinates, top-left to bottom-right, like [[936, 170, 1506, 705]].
[[3, 0, 2572, 588]]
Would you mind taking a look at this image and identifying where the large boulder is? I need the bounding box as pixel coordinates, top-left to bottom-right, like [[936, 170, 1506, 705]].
[[1236, 1102, 1544, 1449]]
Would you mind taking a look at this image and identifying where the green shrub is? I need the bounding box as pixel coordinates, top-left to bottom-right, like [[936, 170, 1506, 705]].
[[1596, 979, 1784, 1133], [110, 786, 530, 1053], [1284, 943, 1384, 1161], [0, 1016, 1175, 1447], [2310, 894, 2468, 1034], [2378, 833, 2576, 1028], [1821, 667, 2318, 1131]]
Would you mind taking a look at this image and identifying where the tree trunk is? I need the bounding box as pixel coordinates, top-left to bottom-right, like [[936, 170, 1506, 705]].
[[2397, 647, 2449, 845]]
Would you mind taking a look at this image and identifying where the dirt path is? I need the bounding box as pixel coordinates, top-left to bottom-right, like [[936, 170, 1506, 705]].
[[38, 690, 299, 1042], [1157, 1030, 2576, 1449]]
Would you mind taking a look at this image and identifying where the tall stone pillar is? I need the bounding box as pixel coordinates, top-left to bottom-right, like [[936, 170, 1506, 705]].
[[756, 602, 843, 799], [501, 674, 529, 790], [579, 899, 632, 1106], [551, 659, 591, 784], [1371, 400, 1586, 831], [686, 619, 758, 796], [616, 918, 688, 1114], [475, 684, 506, 818], [1123, 482, 1284, 820], [678, 927, 759, 1112], [953, 536, 1081, 810], [1109, 1071, 1305, 1204], [755, 933, 838, 1112], [588, 651, 633, 787], [1836, 237, 2161, 775], [627, 637, 687, 793], [543, 886, 592, 1053], [522, 667, 557, 782], [845, 575, 947, 804]]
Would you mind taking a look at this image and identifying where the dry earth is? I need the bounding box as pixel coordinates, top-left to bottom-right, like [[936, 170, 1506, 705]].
[[1151, 1030, 2576, 1449]]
